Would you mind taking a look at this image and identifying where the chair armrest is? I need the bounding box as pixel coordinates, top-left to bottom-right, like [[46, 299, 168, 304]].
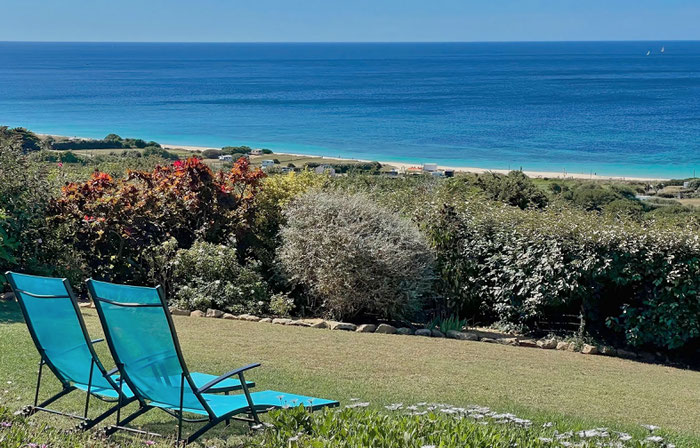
[[197, 363, 261, 393], [90, 338, 104, 344]]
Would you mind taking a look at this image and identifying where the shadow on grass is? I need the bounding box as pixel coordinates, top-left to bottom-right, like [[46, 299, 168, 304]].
[[0, 299, 23, 323]]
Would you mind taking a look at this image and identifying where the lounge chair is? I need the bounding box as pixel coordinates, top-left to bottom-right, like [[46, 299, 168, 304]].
[[87, 279, 339, 444], [5, 272, 254, 431]]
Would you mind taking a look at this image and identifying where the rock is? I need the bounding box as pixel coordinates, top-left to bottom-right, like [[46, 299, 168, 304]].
[[287, 320, 311, 327], [396, 327, 414, 335], [222, 313, 237, 320], [518, 339, 539, 348], [356, 324, 377, 333], [617, 349, 637, 359], [480, 337, 497, 343], [190, 310, 205, 317], [415, 329, 432, 337], [599, 345, 617, 356], [556, 341, 570, 351], [310, 320, 329, 329], [169, 307, 190, 316], [1, 292, 15, 301], [239, 314, 261, 322], [581, 344, 598, 355], [639, 352, 656, 363], [272, 318, 292, 325], [537, 338, 558, 349], [259, 317, 272, 323], [329, 321, 357, 331], [375, 324, 397, 334], [431, 329, 445, 338], [446, 330, 478, 341], [206, 309, 224, 318], [498, 337, 519, 346]]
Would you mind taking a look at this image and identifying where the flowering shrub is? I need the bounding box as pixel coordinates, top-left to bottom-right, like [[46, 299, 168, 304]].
[[171, 241, 270, 314], [50, 157, 265, 282], [278, 191, 435, 320]]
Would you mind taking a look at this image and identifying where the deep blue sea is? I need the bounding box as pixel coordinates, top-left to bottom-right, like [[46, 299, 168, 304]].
[[1, 41, 699, 178]]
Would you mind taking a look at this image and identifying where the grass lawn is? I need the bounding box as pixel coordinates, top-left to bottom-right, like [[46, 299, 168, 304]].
[[1, 300, 699, 445]]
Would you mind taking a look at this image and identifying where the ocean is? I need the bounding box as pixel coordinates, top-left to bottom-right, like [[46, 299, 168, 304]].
[[0, 41, 699, 178]]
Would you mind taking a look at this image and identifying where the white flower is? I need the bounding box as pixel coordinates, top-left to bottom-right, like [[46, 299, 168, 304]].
[[642, 424, 660, 432], [645, 435, 664, 444]]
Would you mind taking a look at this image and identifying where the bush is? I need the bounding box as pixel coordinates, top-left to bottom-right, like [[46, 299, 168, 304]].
[[202, 148, 223, 159], [476, 171, 548, 209], [170, 241, 270, 314], [49, 157, 265, 282], [249, 171, 327, 270], [143, 145, 179, 160], [277, 191, 434, 320], [0, 126, 42, 153], [426, 201, 700, 350]]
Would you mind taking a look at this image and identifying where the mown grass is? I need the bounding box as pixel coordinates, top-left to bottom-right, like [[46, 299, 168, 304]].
[[1, 301, 699, 446]]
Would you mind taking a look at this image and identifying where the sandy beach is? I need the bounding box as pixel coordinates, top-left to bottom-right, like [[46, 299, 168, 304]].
[[43, 134, 667, 182], [159, 142, 667, 182]]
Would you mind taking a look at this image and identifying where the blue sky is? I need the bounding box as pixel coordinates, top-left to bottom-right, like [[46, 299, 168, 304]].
[[2, 0, 699, 42]]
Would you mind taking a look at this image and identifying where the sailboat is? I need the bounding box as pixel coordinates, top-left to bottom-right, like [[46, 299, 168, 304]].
[[646, 50, 651, 56], [661, 46, 665, 53]]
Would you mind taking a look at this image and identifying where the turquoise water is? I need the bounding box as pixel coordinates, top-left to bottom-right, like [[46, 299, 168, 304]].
[[0, 41, 699, 178]]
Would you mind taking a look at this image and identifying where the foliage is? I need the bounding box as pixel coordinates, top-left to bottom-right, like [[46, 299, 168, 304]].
[[49, 134, 160, 150], [202, 148, 223, 159], [222, 145, 252, 155], [49, 157, 265, 282], [249, 171, 327, 271], [426, 201, 700, 350], [269, 292, 296, 316], [476, 171, 548, 209], [0, 126, 42, 153], [249, 406, 672, 448], [278, 191, 435, 320], [143, 145, 179, 160], [427, 314, 467, 334], [0, 146, 56, 275], [170, 241, 270, 314], [305, 161, 383, 174]]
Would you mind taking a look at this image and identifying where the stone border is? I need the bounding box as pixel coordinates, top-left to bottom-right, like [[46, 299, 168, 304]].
[[171, 307, 658, 362]]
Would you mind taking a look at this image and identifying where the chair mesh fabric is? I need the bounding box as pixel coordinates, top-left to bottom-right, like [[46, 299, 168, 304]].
[[89, 280, 207, 414], [9, 273, 114, 391]]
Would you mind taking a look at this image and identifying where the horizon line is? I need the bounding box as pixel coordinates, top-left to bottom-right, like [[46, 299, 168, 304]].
[[0, 39, 698, 45]]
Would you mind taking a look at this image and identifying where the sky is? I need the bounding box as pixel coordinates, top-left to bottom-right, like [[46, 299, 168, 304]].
[[2, 0, 699, 43]]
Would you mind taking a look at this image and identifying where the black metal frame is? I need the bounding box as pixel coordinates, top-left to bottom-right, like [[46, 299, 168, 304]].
[[88, 280, 335, 445], [5, 272, 137, 430]]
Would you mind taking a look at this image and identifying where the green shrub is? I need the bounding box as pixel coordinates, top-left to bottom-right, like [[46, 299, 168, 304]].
[[143, 145, 179, 160], [476, 170, 548, 209], [0, 126, 42, 153], [202, 148, 223, 159], [171, 241, 270, 314], [278, 191, 435, 320], [427, 201, 700, 350]]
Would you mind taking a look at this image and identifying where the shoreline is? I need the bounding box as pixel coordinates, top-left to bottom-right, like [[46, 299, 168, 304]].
[[43, 134, 669, 181], [160, 142, 668, 182]]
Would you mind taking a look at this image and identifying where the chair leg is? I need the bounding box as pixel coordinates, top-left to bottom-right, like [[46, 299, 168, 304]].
[[20, 387, 75, 417], [77, 396, 138, 431], [105, 405, 152, 436]]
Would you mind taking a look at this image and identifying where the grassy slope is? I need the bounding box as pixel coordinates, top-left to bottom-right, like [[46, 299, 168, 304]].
[[1, 301, 699, 444]]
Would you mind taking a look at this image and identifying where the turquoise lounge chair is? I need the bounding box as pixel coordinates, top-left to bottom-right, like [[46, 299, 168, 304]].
[[87, 279, 338, 444], [5, 272, 253, 431]]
